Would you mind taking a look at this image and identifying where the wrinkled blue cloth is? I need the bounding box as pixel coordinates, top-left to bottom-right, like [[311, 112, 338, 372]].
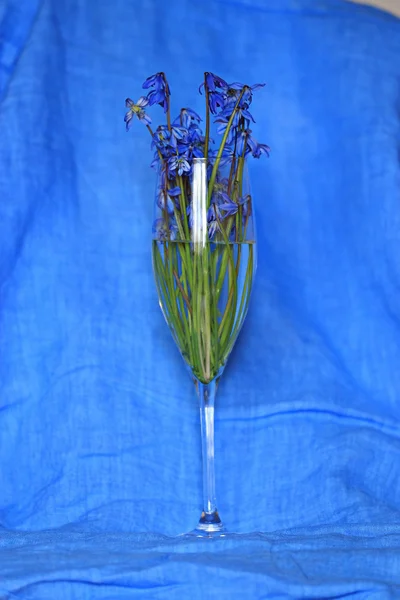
[[1, 0, 400, 597]]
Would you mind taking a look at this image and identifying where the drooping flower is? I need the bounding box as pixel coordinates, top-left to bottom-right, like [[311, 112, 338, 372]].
[[219, 195, 250, 218], [209, 91, 226, 115], [200, 72, 228, 93], [216, 104, 255, 130], [235, 128, 250, 156], [156, 186, 181, 214], [213, 116, 237, 143], [252, 141, 270, 159], [173, 108, 202, 129], [143, 73, 165, 90], [199, 73, 229, 115], [219, 198, 239, 217], [223, 82, 265, 110], [207, 147, 235, 171], [240, 130, 270, 158], [124, 97, 151, 130], [143, 72, 171, 113]]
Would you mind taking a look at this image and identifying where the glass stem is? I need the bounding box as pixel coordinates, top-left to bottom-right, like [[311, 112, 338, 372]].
[[196, 379, 223, 533]]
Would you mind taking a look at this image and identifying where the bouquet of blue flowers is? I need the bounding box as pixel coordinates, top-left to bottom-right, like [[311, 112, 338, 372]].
[[125, 72, 269, 384]]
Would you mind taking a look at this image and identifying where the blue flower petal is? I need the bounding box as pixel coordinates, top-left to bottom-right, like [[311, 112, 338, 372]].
[[168, 187, 181, 197]]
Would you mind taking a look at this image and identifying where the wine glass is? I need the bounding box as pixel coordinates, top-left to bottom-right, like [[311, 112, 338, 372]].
[[152, 156, 256, 535]]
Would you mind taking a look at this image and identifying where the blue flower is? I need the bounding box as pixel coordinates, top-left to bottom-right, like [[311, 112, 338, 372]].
[[213, 116, 237, 143], [219, 198, 238, 217], [168, 155, 191, 177], [153, 217, 177, 241], [187, 203, 193, 229], [252, 142, 270, 159], [208, 91, 227, 115], [210, 178, 231, 205], [199, 73, 229, 115], [217, 105, 255, 129], [219, 195, 250, 218], [152, 126, 174, 154], [186, 200, 220, 237], [157, 190, 174, 215], [150, 152, 161, 170], [200, 72, 228, 93], [239, 130, 270, 158], [173, 108, 202, 129], [207, 147, 235, 170], [152, 125, 187, 155], [167, 186, 182, 210], [178, 128, 205, 159], [124, 97, 151, 130], [223, 82, 265, 110], [170, 125, 188, 142], [147, 88, 169, 112], [168, 186, 181, 197], [207, 202, 222, 221], [207, 202, 222, 239], [143, 73, 165, 90], [156, 186, 181, 214], [143, 72, 170, 113], [241, 194, 251, 216], [235, 129, 250, 156]]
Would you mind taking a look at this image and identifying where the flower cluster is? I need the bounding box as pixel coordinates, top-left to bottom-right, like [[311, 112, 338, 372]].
[[124, 71, 270, 241]]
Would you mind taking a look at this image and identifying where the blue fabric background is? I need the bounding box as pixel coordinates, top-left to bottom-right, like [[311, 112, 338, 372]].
[[1, 0, 400, 597]]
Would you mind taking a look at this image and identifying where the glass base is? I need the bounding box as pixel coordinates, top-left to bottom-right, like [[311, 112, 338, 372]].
[[193, 511, 225, 536]]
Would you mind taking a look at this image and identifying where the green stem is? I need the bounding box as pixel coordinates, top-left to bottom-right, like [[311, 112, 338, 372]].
[[214, 215, 237, 350], [162, 72, 172, 132], [153, 243, 186, 348], [177, 175, 190, 241], [218, 279, 234, 338], [165, 242, 179, 320], [204, 73, 210, 161], [211, 248, 219, 370], [172, 205, 185, 241], [173, 269, 192, 316], [237, 138, 246, 242], [227, 137, 238, 195], [193, 247, 206, 380], [207, 87, 248, 207], [146, 125, 164, 165], [172, 253, 194, 366], [219, 248, 238, 351], [243, 201, 252, 241], [215, 216, 235, 300], [222, 244, 254, 360], [202, 246, 212, 380], [175, 175, 193, 293]]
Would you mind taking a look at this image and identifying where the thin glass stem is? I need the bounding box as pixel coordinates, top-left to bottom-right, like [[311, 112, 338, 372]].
[[196, 379, 223, 533]]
